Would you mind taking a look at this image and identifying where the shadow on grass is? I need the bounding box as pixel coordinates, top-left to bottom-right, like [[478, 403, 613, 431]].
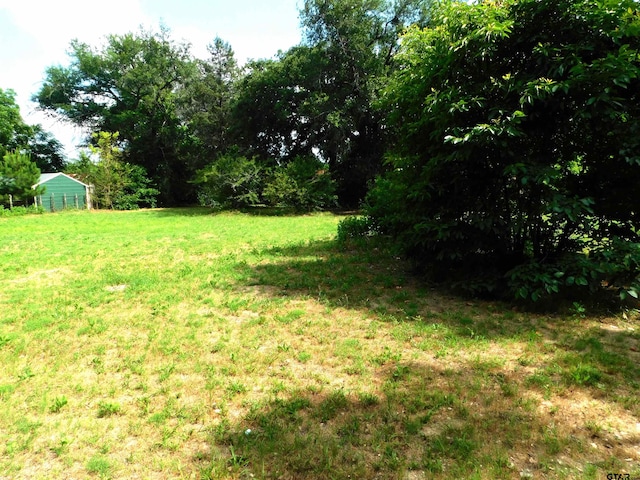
[[148, 206, 354, 218], [239, 239, 539, 339], [203, 238, 640, 479], [206, 355, 639, 479], [206, 364, 523, 479], [144, 207, 216, 217]]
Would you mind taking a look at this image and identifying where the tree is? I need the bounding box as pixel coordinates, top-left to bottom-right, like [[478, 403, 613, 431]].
[[299, 0, 432, 206], [367, 0, 640, 300], [28, 125, 66, 172], [68, 132, 158, 210], [231, 46, 330, 163], [178, 37, 240, 165], [0, 88, 66, 172], [0, 150, 44, 205], [0, 88, 33, 159], [34, 27, 196, 205], [195, 153, 264, 209], [263, 156, 338, 211], [232, 0, 432, 207]]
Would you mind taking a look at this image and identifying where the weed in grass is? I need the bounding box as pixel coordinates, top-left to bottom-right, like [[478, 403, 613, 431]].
[[15, 417, 40, 434], [0, 384, 15, 399], [158, 363, 176, 382], [97, 401, 121, 418], [357, 391, 379, 406], [86, 455, 111, 477], [370, 345, 402, 366], [542, 424, 563, 455], [226, 381, 247, 397], [567, 362, 603, 387], [51, 436, 70, 456], [390, 364, 410, 382], [276, 309, 305, 324], [297, 351, 311, 363], [91, 356, 105, 374], [343, 359, 366, 376], [0, 333, 15, 348], [49, 395, 68, 413], [335, 338, 361, 358], [18, 365, 35, 381], [494, 373, 518, 397], [78, 317, 108, 336]]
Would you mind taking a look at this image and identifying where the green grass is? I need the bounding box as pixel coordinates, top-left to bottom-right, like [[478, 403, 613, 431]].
[[1, 208, 639, 479]]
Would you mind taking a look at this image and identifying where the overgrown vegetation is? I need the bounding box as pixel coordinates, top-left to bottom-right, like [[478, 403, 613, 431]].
[[65, 132, 158, 210], [366, 0, 640, 301], [196, 154, 337, 211]]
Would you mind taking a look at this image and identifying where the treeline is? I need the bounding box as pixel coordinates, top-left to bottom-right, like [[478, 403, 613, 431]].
[[32, 1, 432, 209]]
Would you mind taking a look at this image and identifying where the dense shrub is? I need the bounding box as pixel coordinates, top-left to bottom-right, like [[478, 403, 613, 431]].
[[263, 156, 337, 212], [367, 0, 640, 301], [197, 154, 337, 211], [0, 205, 45, 217], [196, 154, 263, 209], [0, 150, 44, 205], [336, 216, 379, 243]]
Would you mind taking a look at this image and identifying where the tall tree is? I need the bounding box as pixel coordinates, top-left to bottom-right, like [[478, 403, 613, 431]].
[[0, 88, 32, 158], [232, 0, 431, 207], [299, 0, 432, 206], [34, 27, 196, 205], [178, 37, 240, 165], [28, 125, 66, 172], [66, 132, 158, 210], [231, 46, 330, 163], [0, 150, 44, 205], [0, 88, 66, 172]]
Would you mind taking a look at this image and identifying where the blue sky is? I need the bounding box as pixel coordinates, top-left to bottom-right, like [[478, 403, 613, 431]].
[[0, 0, 303, 158]]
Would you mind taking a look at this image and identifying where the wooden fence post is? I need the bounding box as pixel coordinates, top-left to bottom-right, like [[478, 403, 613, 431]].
[[50, 193, 55, 212], [74, 194, 79, 209], [9, 194, 13, 209], [62, 194, 67, 210]]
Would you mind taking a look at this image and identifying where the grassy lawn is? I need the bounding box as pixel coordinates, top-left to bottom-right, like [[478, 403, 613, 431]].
[[1, 208, 639, 479]]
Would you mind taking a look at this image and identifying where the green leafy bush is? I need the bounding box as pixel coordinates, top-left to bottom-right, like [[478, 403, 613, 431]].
[[263, 156, 337, 212], [111, 164, 159, 210], [0, 205, 45, 217], [366, 0, 640, 301], [336, 216, 379, 243], [0, 150, 44, 205], [196, 154, 263, 209], [67, 133, 159, 210]]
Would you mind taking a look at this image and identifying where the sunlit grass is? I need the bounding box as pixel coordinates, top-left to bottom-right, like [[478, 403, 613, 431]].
[[0, 208, 639, 479]]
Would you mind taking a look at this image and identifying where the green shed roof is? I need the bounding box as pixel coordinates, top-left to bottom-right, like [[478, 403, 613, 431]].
[[34, 173, 90, 189]]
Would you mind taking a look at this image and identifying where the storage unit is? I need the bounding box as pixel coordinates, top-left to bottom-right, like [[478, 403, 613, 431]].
[[34, 173, 92, 211]]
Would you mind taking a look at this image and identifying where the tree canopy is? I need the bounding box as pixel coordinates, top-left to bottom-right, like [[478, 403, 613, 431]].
[[35, 27, 195, 205], [0, 88, 64, 172]]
